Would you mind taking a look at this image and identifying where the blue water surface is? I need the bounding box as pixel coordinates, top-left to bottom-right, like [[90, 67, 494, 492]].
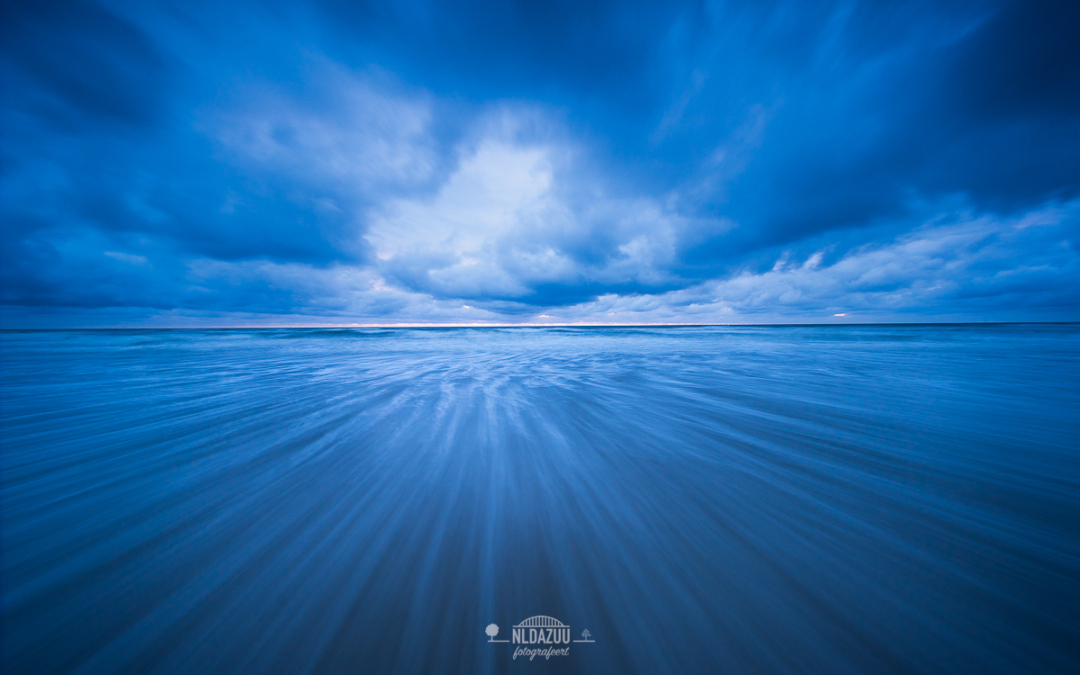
[[2, 325, 1078, 674]]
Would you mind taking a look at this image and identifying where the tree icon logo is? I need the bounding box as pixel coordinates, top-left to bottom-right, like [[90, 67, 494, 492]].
[[574, 629, 594, 643], [485, 624, 503, 642]]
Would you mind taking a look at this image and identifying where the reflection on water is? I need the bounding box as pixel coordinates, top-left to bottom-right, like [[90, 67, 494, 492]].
[[2, 325, 1078, 674]]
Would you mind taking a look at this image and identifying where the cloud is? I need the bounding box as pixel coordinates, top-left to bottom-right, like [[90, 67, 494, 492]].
[[1, 0, 168, 127], [212, 64, 440, 197], [103, 250, 149, 266], [558, 201, 1080, 322], [361, 108, 732, 305], [2, 0, 1079, 325], [368, 138, 553, 298], [88, 200, 1069, 326]]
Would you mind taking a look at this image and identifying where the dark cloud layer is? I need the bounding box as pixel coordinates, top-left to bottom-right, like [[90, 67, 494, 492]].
[[1, 0, 1078, 324]]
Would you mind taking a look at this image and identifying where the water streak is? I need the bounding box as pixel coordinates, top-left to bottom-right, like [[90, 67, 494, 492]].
[[2, 326, 1079, 673]]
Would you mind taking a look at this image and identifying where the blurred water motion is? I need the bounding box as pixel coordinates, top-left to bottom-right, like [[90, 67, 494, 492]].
[[2, 325, 1078, 674]]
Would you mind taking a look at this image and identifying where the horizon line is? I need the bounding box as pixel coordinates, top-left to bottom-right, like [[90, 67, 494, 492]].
[[3, 320, 1077, 330]]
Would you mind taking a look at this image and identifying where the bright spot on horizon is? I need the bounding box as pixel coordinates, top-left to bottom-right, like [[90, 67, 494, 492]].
[[834, 313, 847, 317]]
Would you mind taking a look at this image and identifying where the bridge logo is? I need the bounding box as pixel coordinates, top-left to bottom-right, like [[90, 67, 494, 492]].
[[513, 615, 570, 645]]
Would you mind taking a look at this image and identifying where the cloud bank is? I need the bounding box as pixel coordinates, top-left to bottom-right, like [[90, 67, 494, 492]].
[[2, 0, 1078, 325]]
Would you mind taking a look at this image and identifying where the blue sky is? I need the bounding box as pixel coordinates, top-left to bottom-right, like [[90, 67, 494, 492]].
[[2, 0, 1078, 325]]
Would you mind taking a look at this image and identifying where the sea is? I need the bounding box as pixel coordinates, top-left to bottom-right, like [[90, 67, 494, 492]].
[[1, 325, 1078, 674]]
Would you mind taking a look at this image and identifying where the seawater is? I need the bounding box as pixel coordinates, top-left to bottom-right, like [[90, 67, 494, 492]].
[[1, 325, 1078, 674]]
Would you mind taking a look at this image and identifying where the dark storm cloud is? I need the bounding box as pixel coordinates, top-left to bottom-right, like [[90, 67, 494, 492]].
[[1, 0, 1078, 324], [683, 0, 1080, 256], [1, 0, 168, 127]]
